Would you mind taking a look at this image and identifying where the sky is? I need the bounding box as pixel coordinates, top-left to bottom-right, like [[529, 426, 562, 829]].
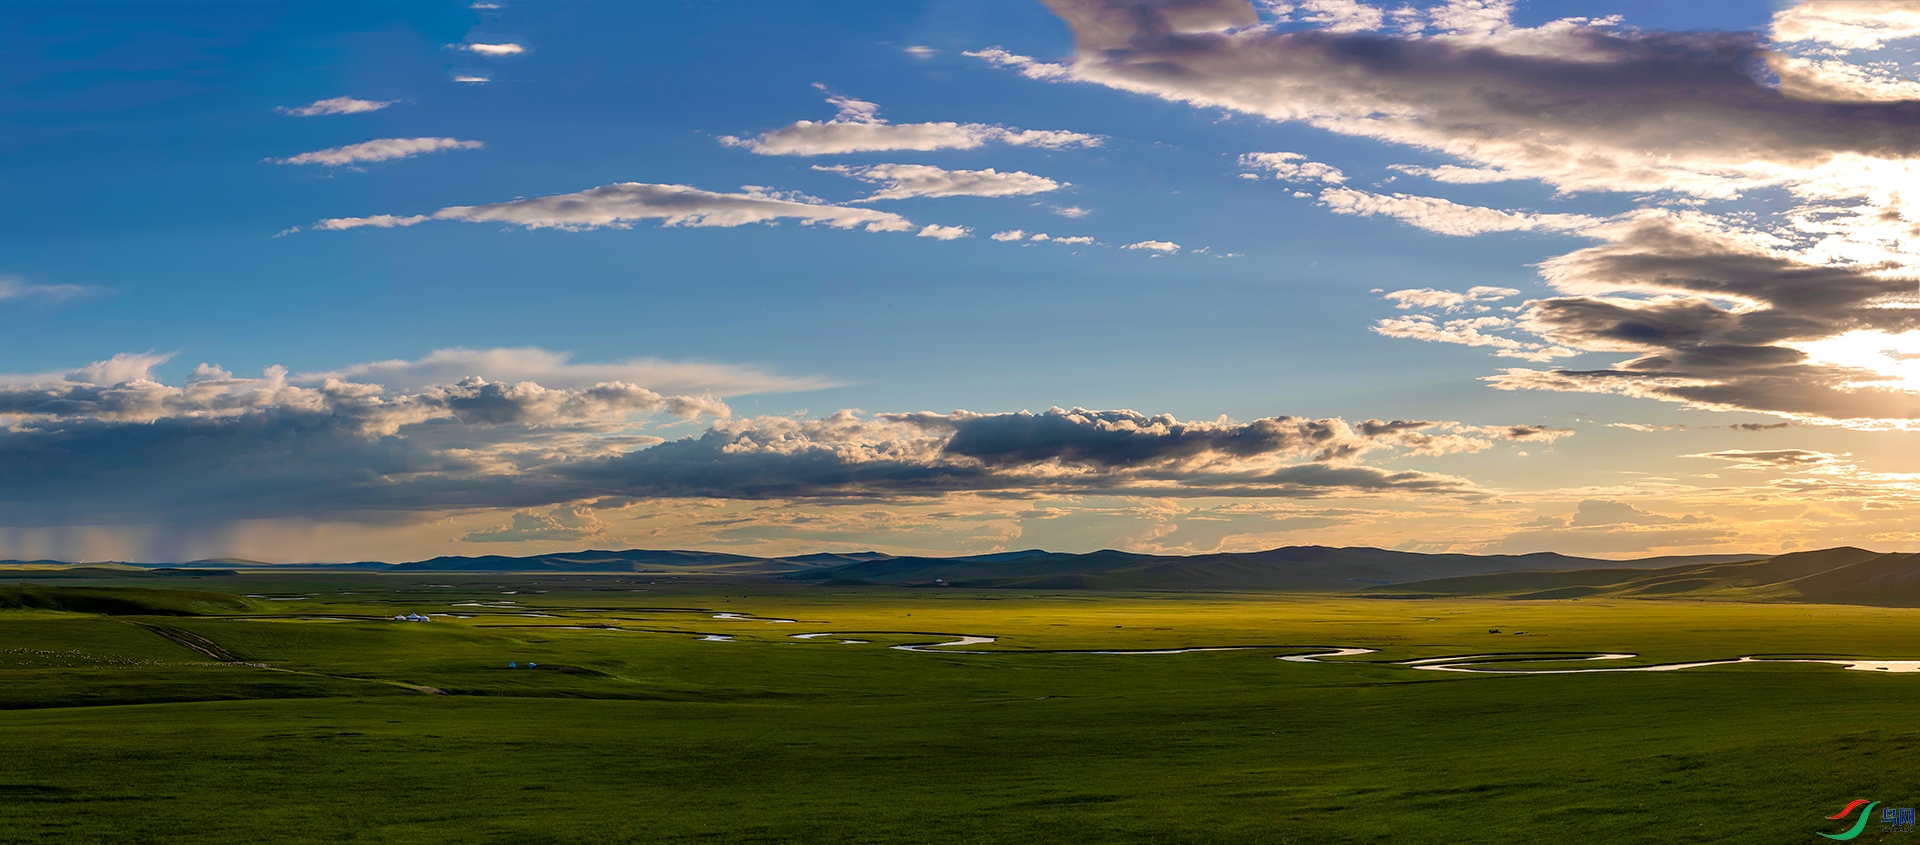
[[5, 0, 1920, 562]]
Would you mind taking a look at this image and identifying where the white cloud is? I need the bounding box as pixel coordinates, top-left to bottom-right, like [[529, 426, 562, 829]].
[[1387, 164, 1526, 184], [275, 97, 395, 117], [312, 182, 925, 234], [302, 347, 832, 395], [272, 137, 483, 167], [903, 45, 937, 58], [964, 47, 1073, 81], [1288, 0, 1386, 33], [462, 507, 606, 543], [1124, 240, 1181, 253], [720, 88, 1099, 156], [0, 355, 728, 432], [1371, 314, 1577, 363], [1771, 1, 1920, 51], [1317, 187, 1601, 236], [1052, 205, 1091, 218], [1239, 151, 1345, 183], [991, 230, 1026, 242], [817, 163, 1064, 200], [1045, 235, 1096, 245], [917, 224, 971, 240], [1382, 286, 1519, 312], [453, 75, 490, 84], [1766, 53, 1920, 103], [459, 42, 525, 56], [0, 276, 100, 304]]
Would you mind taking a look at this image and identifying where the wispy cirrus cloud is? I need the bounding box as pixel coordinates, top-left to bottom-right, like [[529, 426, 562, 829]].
[[817, 163, 1064, 201], [309, 182, 930, 235], [992, 230, 1097, 245], [271, 137, 483, 166], [275, 96, 395, 117], [300, 347, 834, 395], [0, 276, 102, 305], [720, 87, 1099, 155]]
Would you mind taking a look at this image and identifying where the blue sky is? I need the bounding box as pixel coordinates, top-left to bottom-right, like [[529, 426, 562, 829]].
[[5, 0, 1920, 562]]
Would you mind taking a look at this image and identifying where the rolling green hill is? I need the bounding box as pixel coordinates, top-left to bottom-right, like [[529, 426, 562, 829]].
[[1372, 547, 1920, 605], [782, 546, 1766, 591], [0, 584, 261, 616]]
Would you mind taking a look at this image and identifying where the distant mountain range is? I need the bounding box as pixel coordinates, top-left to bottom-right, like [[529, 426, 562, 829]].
[[1, 546, 1771, 591]]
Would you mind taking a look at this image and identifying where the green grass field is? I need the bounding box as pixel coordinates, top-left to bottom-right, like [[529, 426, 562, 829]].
[[5, 570, 1919, 843]]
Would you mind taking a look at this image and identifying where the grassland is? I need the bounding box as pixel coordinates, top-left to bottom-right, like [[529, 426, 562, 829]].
[[5, 569, 1920, 843]]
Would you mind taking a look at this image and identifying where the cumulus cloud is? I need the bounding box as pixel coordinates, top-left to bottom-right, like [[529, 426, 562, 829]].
[[817, 163, 1064, 200], [1124, 240, 1180, 253], [720, 88, 1099, 155], [1771, 1, 1920, 51], [1562, 499, 1697, 527], [1478, 211, 1920, 425], [461, 507, 607, 543], [1372, 315, 1577, 363], [453, 75, 490, 84], [560, 407, 1550, 501], [1382, 286, 1519, 312], [1239, 151, 1345, 183], [1484, 498, 1724, 554], [1278, 0, 1387, 33], [916, 224, 971, 240], [272, 137, 483, 166], [991, 229, 1027, 241], [0, 353, 742, 524], [0, 361, 1551, 525], [276, 97, 395, 117], [311, 182, 929, 235]]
